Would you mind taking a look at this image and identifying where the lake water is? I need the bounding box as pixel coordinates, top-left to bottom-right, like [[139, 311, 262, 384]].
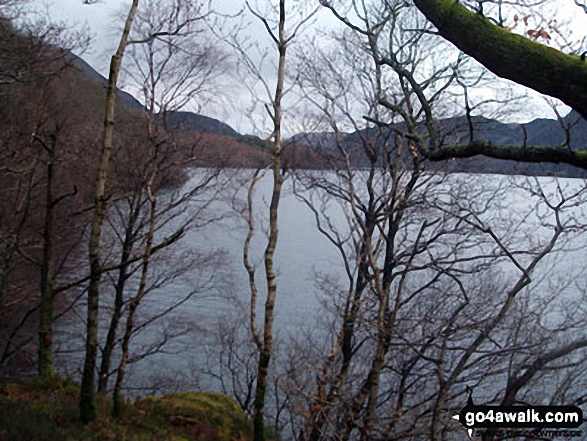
[[53, 170, 587, 410], [54, 169, 344, 390]]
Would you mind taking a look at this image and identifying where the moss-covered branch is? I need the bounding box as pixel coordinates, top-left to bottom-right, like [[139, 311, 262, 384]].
[[413, 0, 587, 120], [424, 140, 587, 169]]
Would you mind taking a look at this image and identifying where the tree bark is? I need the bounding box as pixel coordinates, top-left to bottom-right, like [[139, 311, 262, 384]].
[[423, 140, 587, 170], [412, 0, 587, 120], [79, 0, 139, 424], [38, 133, 56, 378], [501, 338, 587, 406], [97, 201, 140, 394], [112, 194, 156, 419], [252, 3, 286, 440]]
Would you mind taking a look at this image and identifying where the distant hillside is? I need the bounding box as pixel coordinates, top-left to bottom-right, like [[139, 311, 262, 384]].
[[438, 111, 587, 148], [73, 53, 587, 176], [290, 111, 587, 177], [71, 54, 145, 111], [71, 55, 242, 138], [164, 111, 240, 138], [437, 111, 587, 176], [70, 55, 284, 167], [66, 56, 243, 166]]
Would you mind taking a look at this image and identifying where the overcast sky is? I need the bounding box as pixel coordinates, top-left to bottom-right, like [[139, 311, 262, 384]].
[[26, 0, 340, 135], [26, 0, 587, 135]]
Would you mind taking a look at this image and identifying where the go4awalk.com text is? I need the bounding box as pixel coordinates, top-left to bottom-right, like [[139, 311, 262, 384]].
[[453, 401, 584, 438]]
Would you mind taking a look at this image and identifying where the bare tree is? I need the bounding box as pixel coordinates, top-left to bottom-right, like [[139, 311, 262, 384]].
[[79, 0, 140, 423], [96, 0, 224, 396], [243, 0, 288, 433], [229, 1, 319, 439], [0, 7, 89, 86], [272, 2, 587, 440], [80, 0, 219, 422], [0, 3, 90, 377]]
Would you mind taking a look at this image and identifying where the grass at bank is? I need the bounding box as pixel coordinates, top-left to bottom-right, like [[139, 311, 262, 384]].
[[0, 377, 254, 440]]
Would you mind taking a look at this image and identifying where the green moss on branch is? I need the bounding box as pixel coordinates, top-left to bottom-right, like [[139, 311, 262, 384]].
[[424, 140, 587, 169], [413, 0, 587, 120]]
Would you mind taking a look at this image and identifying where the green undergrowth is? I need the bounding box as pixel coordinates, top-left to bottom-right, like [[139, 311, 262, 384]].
[[0, 377, 254, 440]]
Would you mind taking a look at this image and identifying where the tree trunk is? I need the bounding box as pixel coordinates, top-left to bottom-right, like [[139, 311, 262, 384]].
[[252, 3, 286, 440], [38, 133, 56, 378], [98, 196, 142, 394], [112, 194, 156, 419], [79, 0, 139, 424]]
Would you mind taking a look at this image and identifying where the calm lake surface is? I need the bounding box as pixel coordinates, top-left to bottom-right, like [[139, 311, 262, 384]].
[[54, 170, 587, 396]]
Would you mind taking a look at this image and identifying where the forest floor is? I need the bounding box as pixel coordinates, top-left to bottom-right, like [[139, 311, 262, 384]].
[[0, 377, 254, 440]]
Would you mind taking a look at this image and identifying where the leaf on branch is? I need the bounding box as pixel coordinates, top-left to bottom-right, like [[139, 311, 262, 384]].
[[527, 28, 551, 41]]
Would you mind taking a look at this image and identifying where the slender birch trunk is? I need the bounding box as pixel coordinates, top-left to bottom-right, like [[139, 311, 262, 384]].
[[79, 0, 139, 423], [252, 2, 286, 439]]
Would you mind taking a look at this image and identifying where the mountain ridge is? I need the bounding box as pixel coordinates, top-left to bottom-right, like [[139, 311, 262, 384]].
[[72, 53, 587, 177]]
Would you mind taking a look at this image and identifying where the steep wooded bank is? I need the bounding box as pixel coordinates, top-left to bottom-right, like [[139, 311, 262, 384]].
[[1, 2, 587, 439], [0, 377, 255, 440], [2, 6, 586, 378]]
